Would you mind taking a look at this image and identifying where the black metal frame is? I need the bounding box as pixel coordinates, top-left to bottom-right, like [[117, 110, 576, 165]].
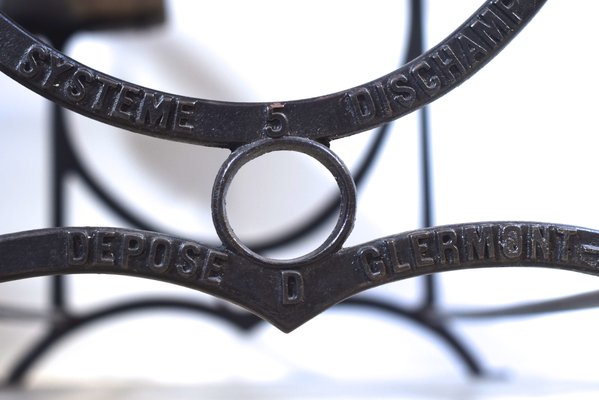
[[3, 0, 488, 385]]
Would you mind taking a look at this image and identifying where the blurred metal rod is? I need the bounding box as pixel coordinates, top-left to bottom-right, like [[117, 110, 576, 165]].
[[443, 290, 599, 320]]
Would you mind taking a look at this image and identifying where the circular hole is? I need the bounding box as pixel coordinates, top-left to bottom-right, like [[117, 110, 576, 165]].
[[212, 137, 356, 266], [225, 150, 339, 260]]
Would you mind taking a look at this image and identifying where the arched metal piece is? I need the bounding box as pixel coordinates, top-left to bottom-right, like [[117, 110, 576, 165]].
[[5, 298, 262, 386], [0, 0, 546, 148], [0, 222, 596, 332]]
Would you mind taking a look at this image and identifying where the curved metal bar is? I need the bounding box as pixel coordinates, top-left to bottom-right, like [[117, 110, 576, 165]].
[[443, 289, 599, 320], [0, 0, 546, 148], [53, 104, 160, 232], [0, 222, 598, 332], [55, 91, 388, 250], [5, 298, 262, 386], [340, 297, 485, 376], [5, 294, 486, 386]]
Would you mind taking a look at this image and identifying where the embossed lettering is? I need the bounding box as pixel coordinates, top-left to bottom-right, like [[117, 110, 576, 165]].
[[136, 93, 173, 129], [530, 225, 550, 261], [41, 56, 75, 88], [65, 68, 94, 101], [500, 225, 522, 259], [358, 245, 387, 281], [411, 61, 441, 96], [67, 230, 89, 266], [492, 0, 523, 23], [17, 44, 48, 79], [94, 230, 116, 266], [281, 270, 304, 305], [437, 229, 459, 264], [121, 233, 145, 268], [65, 229, 226, 285], [148, 237, 172, 272], [387, 74, 416, 108], [173, 99, 195, 131], [410, 232, 435, 267], [348, 88, 375, 121], [464, 225, 495, 261], [176, 242, 203, 278], [91, 76, 119, 112], [263, 103, 289, 138], [372, 83, 392, 117], [456, 33, 488, 68], [555, 228, 577, 262], [581, 243, 599, 267], [432, 44, 466, 84], [470, 8, 513, 48], [385, 239, 411, 273], [111, 84, 142, 121], [201, 250, 226, 284], [16, 45, 202, 134]]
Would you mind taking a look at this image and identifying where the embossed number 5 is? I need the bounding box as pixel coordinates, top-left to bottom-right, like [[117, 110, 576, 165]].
[[263, 103, 289, 138]]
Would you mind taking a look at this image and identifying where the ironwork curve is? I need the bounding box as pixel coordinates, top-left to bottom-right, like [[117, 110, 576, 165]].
[[0, 0, 565, 385]]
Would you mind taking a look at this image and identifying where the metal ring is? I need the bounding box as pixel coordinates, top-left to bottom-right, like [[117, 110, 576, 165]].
[[211, 137, 356, 266]]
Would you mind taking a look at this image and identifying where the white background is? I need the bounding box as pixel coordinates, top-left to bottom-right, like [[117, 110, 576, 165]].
[[1, 0, 599, 397]]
